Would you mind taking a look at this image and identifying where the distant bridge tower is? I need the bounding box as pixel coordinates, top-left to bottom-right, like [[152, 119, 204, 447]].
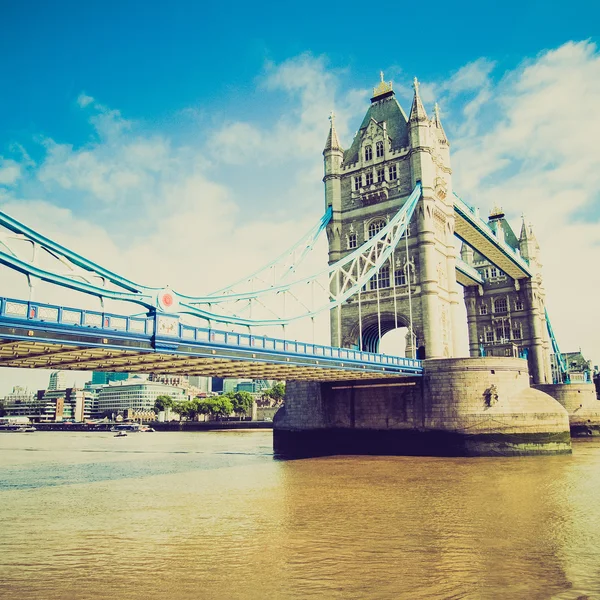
[[324, 75, 461, 358], [462, 214, 553, 384]]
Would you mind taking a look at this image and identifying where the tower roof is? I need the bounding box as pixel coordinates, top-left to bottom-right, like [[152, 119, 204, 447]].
[[343, 77, 409, 165], [409, 77, 428, 123], [323, 112, 342, 153], [487, 215, 520, 250]]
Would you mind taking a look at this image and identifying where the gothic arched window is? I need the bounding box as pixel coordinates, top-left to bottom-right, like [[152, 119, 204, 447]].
[[354, 176, 362, 191], [368, 219, 386, 239], [395, 269, 406, 286], [364, 145, 373, 161], [376, 141, 384, 158], [347, 233, 357, 249]]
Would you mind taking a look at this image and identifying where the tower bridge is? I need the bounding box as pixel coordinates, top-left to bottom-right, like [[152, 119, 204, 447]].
[[1, 74, 598, 456]]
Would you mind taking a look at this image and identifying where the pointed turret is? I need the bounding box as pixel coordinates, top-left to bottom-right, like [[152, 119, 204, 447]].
[[409, 77, 428, 123], [323, 112, 344, 254], [519, 215, 530, 242], [432, 103, 448, 144], [323, 112, 342, 153], [408, 77, 431, 152], [460, 242, 474, 266], [519, 216, 541, 268]]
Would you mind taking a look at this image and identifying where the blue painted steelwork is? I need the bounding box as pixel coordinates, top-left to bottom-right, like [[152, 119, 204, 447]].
[[0, 186, 419, 327], [0, 296, 423, 377], [545, 308, 568, 384], [453, 192, 532, 278], [211, 205, 332, 295]]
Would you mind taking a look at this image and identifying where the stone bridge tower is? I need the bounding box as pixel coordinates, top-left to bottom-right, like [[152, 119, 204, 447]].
[[324, 76, 461, 358], [461, 215, 553, 384]]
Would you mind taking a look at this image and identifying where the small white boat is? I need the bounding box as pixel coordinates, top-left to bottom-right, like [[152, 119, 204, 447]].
[[114, 431, 128, 437]]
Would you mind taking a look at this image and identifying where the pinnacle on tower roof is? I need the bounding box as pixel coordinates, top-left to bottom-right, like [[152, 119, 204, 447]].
[[519, 215, 537, 242], [409, 77, 428, 123], [519, 215, 528, 241], [323, 111, 342, 153], [433, 102, 448, 142], [371, 71, 394, 102], [489, 205, 505, 220]]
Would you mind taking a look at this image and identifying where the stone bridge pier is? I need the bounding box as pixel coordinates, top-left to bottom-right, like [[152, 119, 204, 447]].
[[274, 357, 572, 457]]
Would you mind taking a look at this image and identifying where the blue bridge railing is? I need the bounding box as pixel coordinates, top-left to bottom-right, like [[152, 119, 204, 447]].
[[0, 296, 423, 375]]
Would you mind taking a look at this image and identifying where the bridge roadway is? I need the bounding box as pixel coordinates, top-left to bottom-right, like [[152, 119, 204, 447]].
[[0, 297, 422, 381]]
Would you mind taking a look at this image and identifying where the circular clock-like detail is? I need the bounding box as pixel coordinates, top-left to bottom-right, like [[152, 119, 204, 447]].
[[158, 288, 178, 313]]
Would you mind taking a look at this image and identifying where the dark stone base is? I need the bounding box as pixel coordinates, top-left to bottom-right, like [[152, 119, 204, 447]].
[[571, 424, 600, 437], [273, 428, 572, 459]]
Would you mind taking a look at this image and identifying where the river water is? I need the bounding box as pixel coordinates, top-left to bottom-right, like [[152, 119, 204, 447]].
[[1, 431, 600, 599]]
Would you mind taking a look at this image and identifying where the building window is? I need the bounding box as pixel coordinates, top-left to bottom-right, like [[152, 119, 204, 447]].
[[377, 168, 385, 183], [490, 267, 498, 278], [347, 233, 357, 249], [513, 322, 522, 340], [365, 171, 373, 186], [354, 176, 362, 191], [479, 304, 488, 315], [485, 330, 494, 343], [368, 219, 386, 239], [493, 298, 507, 313], [395, 269, 406, 286], [514, 298, 524, 311], [376, 141, 384, 158], [370, 265, 390, 290], [365, 145, 373, 161], [388, 164, 397, 180]]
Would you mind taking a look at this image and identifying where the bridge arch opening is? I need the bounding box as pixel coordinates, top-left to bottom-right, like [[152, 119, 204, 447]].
[[350, 312, 417, 357]]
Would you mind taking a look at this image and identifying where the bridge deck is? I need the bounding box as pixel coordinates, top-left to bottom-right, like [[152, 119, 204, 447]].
[[0, 297, 422, 381], [453, 196, 532, 280]]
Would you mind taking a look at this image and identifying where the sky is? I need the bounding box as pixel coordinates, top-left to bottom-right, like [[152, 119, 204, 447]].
[[0, 0, 599, 394]]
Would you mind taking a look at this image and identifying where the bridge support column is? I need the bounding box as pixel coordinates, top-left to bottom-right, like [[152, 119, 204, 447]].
[[524, 279, 547, 384], [274, 357, 571, 457], [533, 383, 600, 436], [464, 287, 481, 357]]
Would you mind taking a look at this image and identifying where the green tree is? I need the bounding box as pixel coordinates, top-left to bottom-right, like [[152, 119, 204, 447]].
[[210, 396, 234, 420], [170, 400, 188, 421], [195, 398, 213, 421], [225, 391, 254, 418], [269, 382, 286, 404], [154, 395, 173, 414]]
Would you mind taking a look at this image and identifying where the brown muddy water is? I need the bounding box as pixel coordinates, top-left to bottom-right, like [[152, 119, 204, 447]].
[[1, 430, 599, 599]]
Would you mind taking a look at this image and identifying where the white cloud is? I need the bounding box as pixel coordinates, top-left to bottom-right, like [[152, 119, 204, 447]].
[[77, 93, 94, 108], [0, 158, 21, 185], [451, 41, 600, 364]]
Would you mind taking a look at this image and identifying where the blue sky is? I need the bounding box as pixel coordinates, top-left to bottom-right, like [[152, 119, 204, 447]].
[[1, 0, 599, 393]]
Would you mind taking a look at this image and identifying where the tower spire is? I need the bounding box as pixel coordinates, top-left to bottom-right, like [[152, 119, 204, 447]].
[[432, 101, 448, 143], [409, 77, 428, 122], [323, 111, 342, 153]]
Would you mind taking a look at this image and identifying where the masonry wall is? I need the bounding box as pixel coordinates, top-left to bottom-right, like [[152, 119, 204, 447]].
[[534, 383, 600, 435], [274, 357, 571, 457]]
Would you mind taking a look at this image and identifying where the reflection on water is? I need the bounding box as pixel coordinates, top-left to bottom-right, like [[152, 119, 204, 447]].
[[1, 431, 600, 599]]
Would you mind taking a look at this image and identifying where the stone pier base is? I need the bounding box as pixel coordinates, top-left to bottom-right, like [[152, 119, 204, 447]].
[[533, 383, 600, 436], [274, 357, 572, 458]]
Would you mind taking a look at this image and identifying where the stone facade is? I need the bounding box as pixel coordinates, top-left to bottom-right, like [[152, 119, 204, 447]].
[[462, 211, 553, 385], [323, 78, 460, 359]]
